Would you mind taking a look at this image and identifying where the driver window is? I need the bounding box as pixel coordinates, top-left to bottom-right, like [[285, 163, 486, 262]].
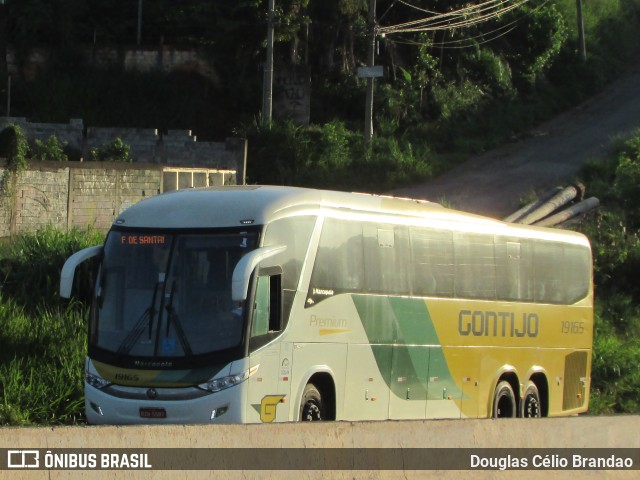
[[251, 276, 270, 337], [249, 273, 283, 350]]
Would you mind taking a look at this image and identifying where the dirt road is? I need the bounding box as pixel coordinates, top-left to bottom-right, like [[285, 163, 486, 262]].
[[393, 55, 640, 219]]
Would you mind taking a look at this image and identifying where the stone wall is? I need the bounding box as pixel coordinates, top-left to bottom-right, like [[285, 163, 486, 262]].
[[0, 118, 246, 178], [0, 161, 236, 238], [0, 118, 85, 153], [7, 46, 218, 82]]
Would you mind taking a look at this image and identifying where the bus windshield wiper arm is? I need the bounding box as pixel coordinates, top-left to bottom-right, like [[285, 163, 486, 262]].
[[117, 281, 160, 355], [165, 281, 193, 358]]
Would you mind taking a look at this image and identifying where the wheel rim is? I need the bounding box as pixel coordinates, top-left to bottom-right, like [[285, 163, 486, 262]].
[[302, 401, 322, 421], [524, 393, 541, 418]]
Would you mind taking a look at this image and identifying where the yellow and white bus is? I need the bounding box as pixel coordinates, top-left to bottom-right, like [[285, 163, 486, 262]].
[[60, 186, 593, 424]]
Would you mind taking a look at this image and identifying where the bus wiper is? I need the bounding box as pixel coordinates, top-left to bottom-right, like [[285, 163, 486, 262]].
[[117, 282, 160, 355], [165, 281, 193, 358]]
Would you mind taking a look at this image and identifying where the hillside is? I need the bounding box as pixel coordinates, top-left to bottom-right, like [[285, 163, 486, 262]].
[[393, 54, 640, 219]]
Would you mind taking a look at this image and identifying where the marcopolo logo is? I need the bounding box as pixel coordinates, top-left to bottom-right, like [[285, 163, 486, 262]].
[[7, 450, 40, 469]]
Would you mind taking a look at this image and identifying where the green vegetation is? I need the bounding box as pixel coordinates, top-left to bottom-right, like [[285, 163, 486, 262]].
[[235, 0, 640, 189], [32, 135, 69, 162], [241, 119, 432, 191], [1, 134, 640, 425], [578, 130, 640, 414], [90, 137, 132, 163], [0, 124, 29, 175], [3, 1, 640, 189], [0, 301, 87, 425], [0, 0, 639, 424], [0, 227, 103, 425], [0, 125, 131, 163], [0, 124, 29, 213]]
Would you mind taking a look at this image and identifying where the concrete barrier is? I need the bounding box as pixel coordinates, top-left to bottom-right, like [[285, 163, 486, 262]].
[[0, 416, 638, 479]]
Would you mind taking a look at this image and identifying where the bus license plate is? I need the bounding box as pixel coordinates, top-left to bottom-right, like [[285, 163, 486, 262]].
[[139, 407, 166, 419]]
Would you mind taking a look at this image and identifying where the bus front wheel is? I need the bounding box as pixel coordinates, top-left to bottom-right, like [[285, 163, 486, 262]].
[[492, 380, 517, 418], [300, 383, 324, 421], [521, 381, 542, 418]]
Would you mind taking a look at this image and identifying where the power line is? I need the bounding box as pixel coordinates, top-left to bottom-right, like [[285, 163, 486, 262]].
[[385, 0, 550, 50], [380, 1, 530, 34], [378, 0, 534, 35]]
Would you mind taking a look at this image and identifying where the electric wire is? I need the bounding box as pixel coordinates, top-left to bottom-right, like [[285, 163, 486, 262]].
[[379, 1, 529, 35], [378, 0, 535, 35], [379, 0, 550, 50]]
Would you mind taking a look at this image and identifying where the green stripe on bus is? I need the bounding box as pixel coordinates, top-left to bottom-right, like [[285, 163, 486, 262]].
[[352, 295, 463, 400]]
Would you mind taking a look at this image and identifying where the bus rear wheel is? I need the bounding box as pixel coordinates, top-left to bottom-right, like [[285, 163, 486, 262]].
[[300, 383, 324, 421], [492, 381, 517, 418], [521, 381, 542, 418]]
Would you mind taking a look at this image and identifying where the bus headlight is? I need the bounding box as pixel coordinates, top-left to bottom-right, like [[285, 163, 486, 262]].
[[86, 371, 111, 389], [198, 365, 259, 393]]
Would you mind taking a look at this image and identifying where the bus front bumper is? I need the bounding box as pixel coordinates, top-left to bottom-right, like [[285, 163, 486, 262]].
[[85, 381, 248, 425]]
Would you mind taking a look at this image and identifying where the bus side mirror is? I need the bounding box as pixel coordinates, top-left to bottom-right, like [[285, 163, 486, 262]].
[[60, 246, 103, 298], [231, 245, 286, 301]]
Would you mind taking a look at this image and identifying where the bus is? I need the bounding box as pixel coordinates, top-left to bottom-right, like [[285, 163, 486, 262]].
[[60, 185, 593, 424]]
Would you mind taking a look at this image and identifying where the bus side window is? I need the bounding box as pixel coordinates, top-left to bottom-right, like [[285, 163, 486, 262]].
[[250, 273, 283, 342], [252, 276, 270, 337], [267, 274, 282, 332]]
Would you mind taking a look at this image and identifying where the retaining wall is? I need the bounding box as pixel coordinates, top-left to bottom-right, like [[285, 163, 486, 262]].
[[0, 161, 236, 237], [6, 46, 217, 82], [0, 416, 637, 479], [0, 118, 246, 172]]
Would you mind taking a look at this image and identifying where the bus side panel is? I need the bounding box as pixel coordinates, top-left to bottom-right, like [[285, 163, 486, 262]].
[[425, 346, 463, 419], [453, 346, 482, 419], [246, 341, 291, 423], [426, 298, 592, 417], [350, 295, 464, 420], [389, 345, 428, 419], [342, 343, 391, 421]]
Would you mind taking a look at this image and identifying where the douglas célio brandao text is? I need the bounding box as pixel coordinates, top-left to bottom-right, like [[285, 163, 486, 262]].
[[470, 453, 634, 470]]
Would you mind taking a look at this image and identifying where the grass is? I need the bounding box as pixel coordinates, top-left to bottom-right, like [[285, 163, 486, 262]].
[[0, 298, 87, 425], [0, 227, 103, 426]]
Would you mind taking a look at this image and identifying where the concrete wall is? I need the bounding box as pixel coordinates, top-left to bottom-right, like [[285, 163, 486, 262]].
[[0, 161, 236, 238], [0, 118, 247, 173], [7, 46, 218, 82], [0, 416, 637, 479]]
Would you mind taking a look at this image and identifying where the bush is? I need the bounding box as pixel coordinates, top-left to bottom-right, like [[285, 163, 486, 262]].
[[577, 129, 640, 414], [31, 135, 69, 162], [90, 137, 132, 162], [0, 226, 104, 310], [0, 124, 29, 174], [243, 119, 433, 192]]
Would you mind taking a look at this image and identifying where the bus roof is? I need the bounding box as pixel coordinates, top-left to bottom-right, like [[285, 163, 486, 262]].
[[113, 186, 589, 246]]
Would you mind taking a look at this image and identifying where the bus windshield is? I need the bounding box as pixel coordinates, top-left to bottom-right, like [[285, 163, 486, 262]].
[[91, 230, 258, 362]]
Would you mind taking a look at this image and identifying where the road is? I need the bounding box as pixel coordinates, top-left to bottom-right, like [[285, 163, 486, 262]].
[[393, 54, 640, 219]]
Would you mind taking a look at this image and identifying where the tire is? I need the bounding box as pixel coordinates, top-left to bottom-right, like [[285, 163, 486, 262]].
[[299, 383, 324, 421], [492, 380, 517, 418], [521, 381, 542, 418]]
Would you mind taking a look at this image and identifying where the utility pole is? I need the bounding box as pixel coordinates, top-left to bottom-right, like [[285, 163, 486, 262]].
[[576, 0, 586, 62], [6, 74, 10, 117], [364, 0, 376, 143], [137, 0, 143, 46], [262, 0, 275, 128]]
